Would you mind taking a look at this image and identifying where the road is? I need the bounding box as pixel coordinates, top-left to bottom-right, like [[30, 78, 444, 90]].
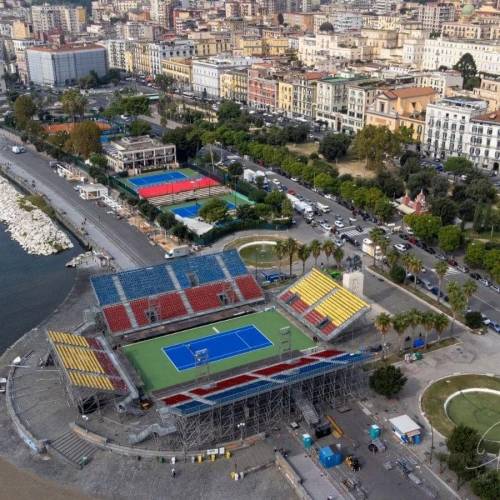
[[205, 144, 500, 326], [0, 133, 165, 270]]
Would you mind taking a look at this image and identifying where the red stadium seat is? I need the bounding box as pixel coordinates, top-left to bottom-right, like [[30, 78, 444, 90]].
[[291, 298, 308, 314], [130, 292, 188, 326], [103, 305, 132, 333], [304, 309, 326, 326], [185, 282, 239, 312], [236, 275, 263, 301], [138, 177, 219, 199]]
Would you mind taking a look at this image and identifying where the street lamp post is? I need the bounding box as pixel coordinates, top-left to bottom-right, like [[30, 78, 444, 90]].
[[237, 422, 246, 442]]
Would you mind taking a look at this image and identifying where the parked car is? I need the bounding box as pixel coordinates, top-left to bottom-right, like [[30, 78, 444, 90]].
[[291, 177, 298, 182], [488, 322, 500, 334], [457, 264, 469, 273], [426, 247, 436, 255], [356, 225, 363, 232], [479, 278, 491, 287], [334, 220, 345, 229], [394, 243, 407, 252], [324, 193, 333, 200], [490, 284, 500, 293], [436, 253, 447, 261], [447, 258, 458, 267], [470, 272, 482, 280], [403, 243, 412, 250], [421, 279, 434, 291], [349, 217, 357, 223], [320, 222, 332, 232]]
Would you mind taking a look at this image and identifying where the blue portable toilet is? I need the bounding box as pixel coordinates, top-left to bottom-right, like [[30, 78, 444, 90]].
[[413, 434, 422, 445], [331, 451, 343, 466], [370, 425, 381, 440], [302, 433, 313, 449], [319, 446, 335, 468]]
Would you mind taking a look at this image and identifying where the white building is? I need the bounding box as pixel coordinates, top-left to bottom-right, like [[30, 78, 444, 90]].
[[105, 39, 130, 71], [31, 5, 86, 34], [191, 56, 260, 98], [422, 38, 500, 74], [402, 39, 425, 68], [413, 71, 463, 98], [424, 96, 488, 160], [469, 110, 500, 172], [150, 0, 172, 28], [344, 79, 385, 133]]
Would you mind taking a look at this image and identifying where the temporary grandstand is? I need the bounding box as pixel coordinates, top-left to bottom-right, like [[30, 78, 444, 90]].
[[47, 330, 137, 410], [121, 310, 371, 450], [278, 268, 370, 340], [91, 250, 265, 338]]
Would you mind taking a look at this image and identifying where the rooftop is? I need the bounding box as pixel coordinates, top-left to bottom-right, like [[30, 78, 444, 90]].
[[472, 110, 500, 124], [28, 43, 106, 53], [382, 86, 436, 99], [105, 135, 172, 153]]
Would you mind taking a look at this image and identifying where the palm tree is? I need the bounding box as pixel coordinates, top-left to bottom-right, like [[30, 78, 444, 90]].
[[274, 240, 286, 278], [463, 279, 478, 309], [409, 255, 423, 289], [421, 312, 436, 348], [447, 281, 466, 333], [401, 253, 413, 285], [322, 240, 335, 266], [297, 244, 311, 275], [369, 227, 385, 267], [392, 313, 409, 353], [435, 260, 448, 304], [405, 308, 423, 349], [284, 237, 298, 277], [309, 239, 322, 267], [333, 246, 344, 268], [374, 312, 392, 359], [386, 250, 400, 270], [433, 313, 449, 343]]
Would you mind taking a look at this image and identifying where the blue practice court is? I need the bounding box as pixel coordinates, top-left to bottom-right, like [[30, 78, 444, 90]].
[[129, 171, 187, 187], [163, 325, 272, 371], [171, 201, 236, 218]]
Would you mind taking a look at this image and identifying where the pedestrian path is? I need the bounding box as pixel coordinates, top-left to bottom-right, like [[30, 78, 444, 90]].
[[340, 227, 369, 238], [431, 266, 462, 278]]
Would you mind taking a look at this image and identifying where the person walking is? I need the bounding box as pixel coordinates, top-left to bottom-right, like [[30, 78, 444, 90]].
[[171, 467, 176, 478]]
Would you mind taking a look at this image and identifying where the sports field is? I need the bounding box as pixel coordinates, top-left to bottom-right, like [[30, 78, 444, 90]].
[[122, 310, 314, 392], [166, 192, 251, 218], [122, 168, 198, 192]]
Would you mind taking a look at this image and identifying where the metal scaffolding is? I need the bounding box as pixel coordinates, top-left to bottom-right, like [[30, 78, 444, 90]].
[[158, 356, 369, 452]]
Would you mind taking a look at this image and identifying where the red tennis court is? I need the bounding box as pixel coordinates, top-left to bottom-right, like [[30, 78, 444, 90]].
[[138, 177, 219, 199]]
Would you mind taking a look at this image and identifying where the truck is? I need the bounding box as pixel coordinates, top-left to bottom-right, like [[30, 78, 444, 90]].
[[286, 193, 313, 217], [243, 168, 267, 186], [165, 245, 190, 259], [361, 238, 383, 260], [11, 145, 25, 154], [316, 202, 330, 214]]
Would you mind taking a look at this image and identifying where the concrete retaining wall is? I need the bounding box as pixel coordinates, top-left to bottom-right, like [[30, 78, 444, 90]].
[[275, 452, 312, 500]]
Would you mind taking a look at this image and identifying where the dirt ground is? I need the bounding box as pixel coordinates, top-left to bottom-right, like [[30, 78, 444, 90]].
[[287, 142, 375, 179], [0, 458, 95, 500]]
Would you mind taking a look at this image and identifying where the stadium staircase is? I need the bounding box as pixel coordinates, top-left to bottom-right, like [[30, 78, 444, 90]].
[[48, 430, 99, 468], [216, 255, 245, 302], [292, 391, 319, 426], [112, 276, 138, 328]]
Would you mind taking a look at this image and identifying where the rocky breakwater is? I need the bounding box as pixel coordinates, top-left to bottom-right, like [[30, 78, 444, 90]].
[[0, 178, 73, 255]]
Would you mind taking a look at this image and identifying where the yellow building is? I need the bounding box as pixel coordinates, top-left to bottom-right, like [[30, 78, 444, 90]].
[[473, 75, 500, 111], [192, 36, 232, 57], [264, 37, 289, 56], [235, 36, 263, 57], [277, 81, 294, 116], [366, 87, 437, 143], [220, 69, 248, 102], [162, 58, 192, 91], [12, 20, 33, 39]]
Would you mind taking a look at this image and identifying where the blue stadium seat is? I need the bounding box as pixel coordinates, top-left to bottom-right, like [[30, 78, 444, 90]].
[[206, 380, 277, 404], [118, 266, 174, 300], [177, 400, 211, 415], [91, 275, 120, 306], [171, 254, 225, 288], [221, 250, 248, 277]]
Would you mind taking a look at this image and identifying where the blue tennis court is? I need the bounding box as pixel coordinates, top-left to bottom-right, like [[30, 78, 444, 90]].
[[163, 325, 272, 371], [129, 171, 187, 187], [171, 201, 236, 218]]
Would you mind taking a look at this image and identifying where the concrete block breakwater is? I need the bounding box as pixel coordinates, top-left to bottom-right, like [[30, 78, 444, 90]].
[[0, 178, 73, 255]]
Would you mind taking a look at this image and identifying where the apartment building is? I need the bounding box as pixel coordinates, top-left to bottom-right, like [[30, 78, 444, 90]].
[[31, 5, 86, 35], [442, 21, 494, 40], [424, 97, 488, 160], [104, 136, 177, 174], [105, 39, 130, 71], [417, 3, 456, 32], [26, 44, 107, 87], [219, 69, 248, 103], [344, 80, 386, 133], [422, 38, 500, 74], [189, 34, 232, 57], [469, 110, 500, 171], [162, 58, 192, 92], [366, 87, 437, 142], [14, 38, 44, 84], [150, 0, 172, 28], [247, 64, 279, 111], [413, 71, 463, 98], [473, 75, 500, 112], [278, 81, 294, 117], [292, 72, 325, 120]]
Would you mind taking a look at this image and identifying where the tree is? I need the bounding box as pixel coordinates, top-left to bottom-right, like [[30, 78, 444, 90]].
[[157, 211, 176, 230], [154, 74, 174, 92], [465, 241, 486, 268], [61, 89, 87, 121], [68, 120, 101, 158], [433, 313, 449, 342], [463, 279, 478, 308], [471, 470, 500, 500], [447, 281, 467, 332], [369, 365, 407, 398], [13, 95, 36, 129], [444, 156, 473, 176], [105, 95, 150, 118], [392, 313, 409, 352], [217, 100, 242, 123], [369, 227, 385, 266], [431, 197, 458, 226], [374, 198, 395, 222], [453, 53, 478, 89], [319, 21, 334, 31], [447, 424, 482, 489], [284, 237, 298, 277], [409, 255, 423, 289], [333, 246, 344, 268], [465, 310, 483, 329], [274, 240, 287, 277], [352, 125, 402, 170], [405, 308, 423, 347], [89, 152, 108, 170], [438, 225, 462, 255], [322, 240, 335, 265], [309, 239, 322, 267], [390, 264, 406, 284], [374, 313, 392, 359], [318, 133, 351, 161], [421, 312, 435, 348], [129, 119, 151, 136], [435, 260, 449, 304], [198, 198, 228, 223], [163, 125, 202, 162], [297, 244, 311, 274], [403, 214, 442, 243]]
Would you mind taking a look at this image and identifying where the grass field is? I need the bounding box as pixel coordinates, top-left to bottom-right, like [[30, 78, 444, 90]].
[[422, 374, 500, 452], [122, 310, 314, 392], [447, 392, 500, 444]]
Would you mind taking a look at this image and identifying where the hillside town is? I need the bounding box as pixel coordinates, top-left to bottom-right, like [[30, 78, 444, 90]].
[[0, 1, 500, 500]]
